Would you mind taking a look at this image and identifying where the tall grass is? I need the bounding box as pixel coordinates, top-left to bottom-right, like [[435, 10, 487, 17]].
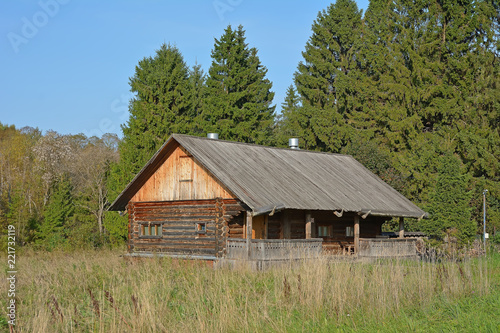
[[1, 249, 499, 332]]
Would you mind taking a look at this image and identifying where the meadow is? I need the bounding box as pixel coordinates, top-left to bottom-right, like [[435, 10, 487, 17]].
[[1, 248, 499, 332]]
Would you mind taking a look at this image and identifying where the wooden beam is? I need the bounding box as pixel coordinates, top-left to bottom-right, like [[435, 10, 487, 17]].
[[399, 217, 404, 239], [311, 214, 316, 238], [246, 211, 253, 258], [305, 211, 312, 239], [264, 215, 268, 239], [354, 215, 360, 254]]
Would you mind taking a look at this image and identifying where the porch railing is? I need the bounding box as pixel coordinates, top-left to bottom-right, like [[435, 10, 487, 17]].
[[359, 238, 418, 258], [226, 239, 323, 260]]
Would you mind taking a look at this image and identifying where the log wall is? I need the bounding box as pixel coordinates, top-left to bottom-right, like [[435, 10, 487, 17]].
[[268, 212, 282, 239], [128, 198, 244, 257], [227, 212, 245, 239], [289, 210, 306, 239]]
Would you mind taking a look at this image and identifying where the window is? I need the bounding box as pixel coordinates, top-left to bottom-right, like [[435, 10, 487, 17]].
[[140, 223, 162, 237], [179, 153, 193, 182], [196, 222, 206, 234], [346, 226, 354, 237], [318, 225, 331, 237]]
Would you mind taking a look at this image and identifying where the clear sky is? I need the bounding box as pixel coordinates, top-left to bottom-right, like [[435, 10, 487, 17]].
[[1, 0, 369, 138]]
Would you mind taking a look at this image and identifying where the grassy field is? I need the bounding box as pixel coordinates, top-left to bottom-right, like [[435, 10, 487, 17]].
[[1, 248, 499, 332]]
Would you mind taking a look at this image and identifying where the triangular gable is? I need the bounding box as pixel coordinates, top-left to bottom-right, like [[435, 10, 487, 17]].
[[109, 136, 238, 211], [131, 144, 236, 202]]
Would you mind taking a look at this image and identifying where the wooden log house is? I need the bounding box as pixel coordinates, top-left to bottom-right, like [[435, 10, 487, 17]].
[[109, 134, 427, 262]]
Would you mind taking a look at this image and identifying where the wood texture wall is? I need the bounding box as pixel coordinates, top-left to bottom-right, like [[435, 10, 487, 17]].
[[128, 199, 244, 257], [132, 145, 235, 202], [268, 212, 282, 239], [227, 212, 245, 239], [289, 210, 306, 239]]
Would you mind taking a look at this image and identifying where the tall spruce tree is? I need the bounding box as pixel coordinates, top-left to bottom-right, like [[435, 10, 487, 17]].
[[184, 63, 206, 135], [120, 43, 190, 177], [360, 0, 422, 152], [294, 0, 363, 152], [359, 0, 500, 207], [274, 85, 307, 147], [456, 0, 500, 228], [422, 153, 475, 244], [202, 25, 275, 144]]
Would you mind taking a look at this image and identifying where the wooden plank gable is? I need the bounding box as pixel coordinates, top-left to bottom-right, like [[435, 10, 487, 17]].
[[131, 145, 236, 202]]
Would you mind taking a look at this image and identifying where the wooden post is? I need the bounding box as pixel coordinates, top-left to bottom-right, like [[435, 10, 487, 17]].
[[264, 215, 268, 239], [305, 212, 312, 239], [399, 217, 404, 238], [246, 211, 253, 259], [283, 210, 291, 239], [354, 215, 360, 254]]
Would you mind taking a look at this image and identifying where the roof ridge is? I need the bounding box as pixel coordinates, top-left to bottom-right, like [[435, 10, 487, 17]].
[[172, 133, 352, 158]]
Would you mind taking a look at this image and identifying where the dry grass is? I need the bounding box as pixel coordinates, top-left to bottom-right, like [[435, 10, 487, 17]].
[[0, 248, 498, 332]]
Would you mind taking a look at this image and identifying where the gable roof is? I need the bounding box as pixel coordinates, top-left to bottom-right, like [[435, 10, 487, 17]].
[[109, 134, 427, 219]]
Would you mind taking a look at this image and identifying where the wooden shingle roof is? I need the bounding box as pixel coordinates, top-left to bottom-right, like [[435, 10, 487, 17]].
[[109, 134, 427, 219]]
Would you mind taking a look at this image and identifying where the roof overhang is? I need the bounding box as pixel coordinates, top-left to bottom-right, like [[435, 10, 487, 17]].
[[252, 203, 286, 217], [358, 209, 428, 219]]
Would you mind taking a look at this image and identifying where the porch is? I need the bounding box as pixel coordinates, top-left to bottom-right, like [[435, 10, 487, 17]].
[[225, 238, 323, 260], [224, 237, 419, 261]]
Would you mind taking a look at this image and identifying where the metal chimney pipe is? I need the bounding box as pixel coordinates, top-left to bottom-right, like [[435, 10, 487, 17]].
[[207, 133, 219, 140], [289, 138, 299, 150]]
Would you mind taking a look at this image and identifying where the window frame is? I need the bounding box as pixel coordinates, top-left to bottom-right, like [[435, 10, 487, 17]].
[[346, 226, 354, 237], [317, 224, 332, 238], [139, 222, 162, 238], [196, 222, 207, 235]]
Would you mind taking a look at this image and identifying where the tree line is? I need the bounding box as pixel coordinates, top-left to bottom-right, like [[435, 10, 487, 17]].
[[0, 126, 119, 249], [1, 0, 498, 249]]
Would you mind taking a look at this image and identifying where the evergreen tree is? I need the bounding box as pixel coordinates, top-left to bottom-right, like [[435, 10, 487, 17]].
[[294, 0, 363, 152], [360, 0, 422, 152], [120, 43, 191, 178], [358, 0, 499, 210], [422, 153, 475, 244], [202, 25, 275, 144], [38, 176, 75, 250], [455, 0, 500, 180], [104, 164, 129, 244], [274, 85, 308, 147], [184, 63, 206, 135]]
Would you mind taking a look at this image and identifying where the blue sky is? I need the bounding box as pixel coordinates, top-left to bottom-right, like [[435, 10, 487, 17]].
[[1, 0, 369, 138]]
